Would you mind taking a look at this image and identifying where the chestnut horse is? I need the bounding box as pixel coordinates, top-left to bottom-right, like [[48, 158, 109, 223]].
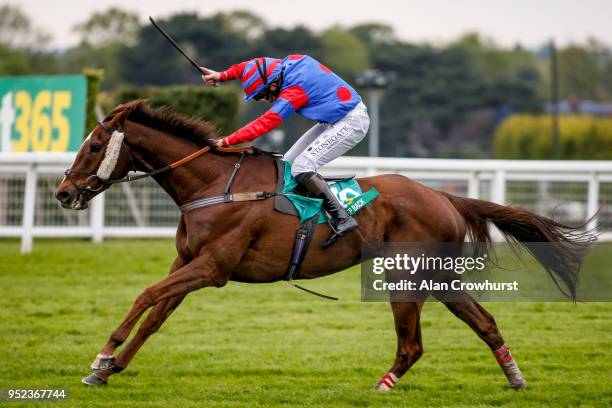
[[55, 101, 591, 389]]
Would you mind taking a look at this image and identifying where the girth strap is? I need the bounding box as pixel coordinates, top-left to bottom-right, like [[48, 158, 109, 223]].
[[179, 191, 276, 213], [180, 151, 278, 213]]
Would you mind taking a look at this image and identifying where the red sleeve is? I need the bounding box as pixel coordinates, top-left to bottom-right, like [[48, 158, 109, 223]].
[[278, 86, 309, 111], [221, 110, 283, 146], [219, 60, 250, 81]]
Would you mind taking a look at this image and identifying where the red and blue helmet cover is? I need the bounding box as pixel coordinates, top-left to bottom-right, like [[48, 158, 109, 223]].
[[241, 57, 283, 100]]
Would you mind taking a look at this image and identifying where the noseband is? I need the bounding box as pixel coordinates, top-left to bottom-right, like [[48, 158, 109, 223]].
[[63, 121, 135, 198]]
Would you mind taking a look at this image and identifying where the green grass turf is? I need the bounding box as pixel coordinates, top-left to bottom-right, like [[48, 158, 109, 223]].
[[0, 239, 610, 407]]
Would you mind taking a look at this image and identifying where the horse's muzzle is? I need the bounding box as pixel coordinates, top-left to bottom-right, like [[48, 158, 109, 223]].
[[55, 184, 89, 210]]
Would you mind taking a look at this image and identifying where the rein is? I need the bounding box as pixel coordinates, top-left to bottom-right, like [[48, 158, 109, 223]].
[[65, 121, 276, 205], [66, 121, 211, 186], [104, 145, 212, 186], [64, 121, 242, 195]]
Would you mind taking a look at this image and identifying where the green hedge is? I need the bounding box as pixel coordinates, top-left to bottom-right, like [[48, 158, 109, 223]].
[[494, 114, 612, 160], [113, 85, 240, 134], [83, 68, 104, 138]]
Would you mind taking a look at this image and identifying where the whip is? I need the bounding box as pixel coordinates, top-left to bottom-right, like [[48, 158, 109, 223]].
[[149, 16, 217, 86]]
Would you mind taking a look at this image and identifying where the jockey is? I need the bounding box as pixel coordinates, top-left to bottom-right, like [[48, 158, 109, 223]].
[[201, 55, 370, 247]]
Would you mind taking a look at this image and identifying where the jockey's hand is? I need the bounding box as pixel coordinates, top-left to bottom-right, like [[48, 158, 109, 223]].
[[200, 67, 220, 86], [208, 138, 223, 147]]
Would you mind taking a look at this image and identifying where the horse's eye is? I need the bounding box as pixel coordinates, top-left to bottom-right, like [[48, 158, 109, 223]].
[[91, 144, 102, 153]]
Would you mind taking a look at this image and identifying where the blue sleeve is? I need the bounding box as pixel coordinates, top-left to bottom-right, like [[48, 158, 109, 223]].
[[270, 98, 296, 121]]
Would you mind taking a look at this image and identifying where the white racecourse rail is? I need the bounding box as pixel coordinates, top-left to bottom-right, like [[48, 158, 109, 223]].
[[1, 152, 611, 253]]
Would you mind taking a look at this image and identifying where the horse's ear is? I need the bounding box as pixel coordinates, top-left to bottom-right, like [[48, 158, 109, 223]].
[[108, 105, 131, 128]]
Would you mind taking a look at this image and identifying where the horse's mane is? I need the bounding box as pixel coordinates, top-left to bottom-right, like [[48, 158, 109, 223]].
[[106, 100, 219, 148]]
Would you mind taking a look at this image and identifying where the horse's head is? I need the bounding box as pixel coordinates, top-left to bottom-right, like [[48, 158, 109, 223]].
[[55, 109, 133, 210]]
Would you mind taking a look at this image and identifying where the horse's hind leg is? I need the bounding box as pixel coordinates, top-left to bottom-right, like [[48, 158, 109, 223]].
[[374, 302, 424, 391], [442, 292, 526, 389]]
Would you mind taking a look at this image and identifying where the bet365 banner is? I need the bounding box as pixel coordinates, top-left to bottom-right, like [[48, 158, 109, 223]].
[[0, 75, 87, 153]]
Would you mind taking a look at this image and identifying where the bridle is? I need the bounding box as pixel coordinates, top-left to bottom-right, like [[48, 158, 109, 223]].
[[63, 120, 212, 199]]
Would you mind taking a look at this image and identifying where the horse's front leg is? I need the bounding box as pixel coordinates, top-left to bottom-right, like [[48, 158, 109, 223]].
[[83, 254, 228, 384], [84, 256, 187, 383], [83, 295, 188, 385]]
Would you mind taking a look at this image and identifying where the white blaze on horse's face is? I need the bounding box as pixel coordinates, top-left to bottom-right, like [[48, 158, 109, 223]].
[[95, 130, 125, 180], [60, 131, 93, 185]]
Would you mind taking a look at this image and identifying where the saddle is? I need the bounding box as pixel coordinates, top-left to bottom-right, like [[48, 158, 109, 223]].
[[273, 158, 354, 217]]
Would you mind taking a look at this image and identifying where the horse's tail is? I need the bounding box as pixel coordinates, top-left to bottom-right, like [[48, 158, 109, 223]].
[[441, 192, 597, 300]]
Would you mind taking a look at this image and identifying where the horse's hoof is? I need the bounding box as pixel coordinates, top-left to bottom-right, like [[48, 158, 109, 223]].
[[373, 381, 394, 392], [509, 380, 527, 390], [91, 354, 116, 371], [373, 383, 391, 392], [81, 373, 107, 386], [373, 372, 397, 392]]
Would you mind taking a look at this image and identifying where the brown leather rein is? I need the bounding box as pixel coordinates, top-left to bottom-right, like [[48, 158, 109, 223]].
[[64, 121, 253, 193], [101, 136, 253, 187]]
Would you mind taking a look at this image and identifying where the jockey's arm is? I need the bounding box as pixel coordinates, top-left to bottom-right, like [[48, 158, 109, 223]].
[[219, 60, 250, 81], [219, 110, 282, 146], [201, 60, 250, 85], [220, 86, 309, 146]]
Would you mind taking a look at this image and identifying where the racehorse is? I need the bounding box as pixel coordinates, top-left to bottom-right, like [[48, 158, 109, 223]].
[[55, 100, 593, 389]]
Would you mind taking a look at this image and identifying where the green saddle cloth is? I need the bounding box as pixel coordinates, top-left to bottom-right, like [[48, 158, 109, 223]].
[[282, 161, 379, 223]]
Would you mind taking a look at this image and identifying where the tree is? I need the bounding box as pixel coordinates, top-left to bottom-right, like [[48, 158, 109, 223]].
[[602, 60, 612, 100], [552, 39, 612, 102], [558, 45, 600, 100], [320, 28, 370, 79], [350, 23, 396, 49], [72, 7, 140, 47], [251, 25, 322, 59], [451, 32, 540, 83], [221, 10, 267, 41], [0, 4, 50, 50], [370, 38, 542, 157], [0, 5, 56, 75], [0, 45, 31, 75], [119, 12, 254, 86], [60, 8, 140, 89]]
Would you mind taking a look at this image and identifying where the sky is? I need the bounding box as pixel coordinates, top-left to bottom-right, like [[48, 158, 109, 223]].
[[13, 0, 612, 49]]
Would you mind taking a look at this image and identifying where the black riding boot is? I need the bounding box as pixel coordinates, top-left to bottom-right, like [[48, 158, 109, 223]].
[[296, 172, 358, 248]]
